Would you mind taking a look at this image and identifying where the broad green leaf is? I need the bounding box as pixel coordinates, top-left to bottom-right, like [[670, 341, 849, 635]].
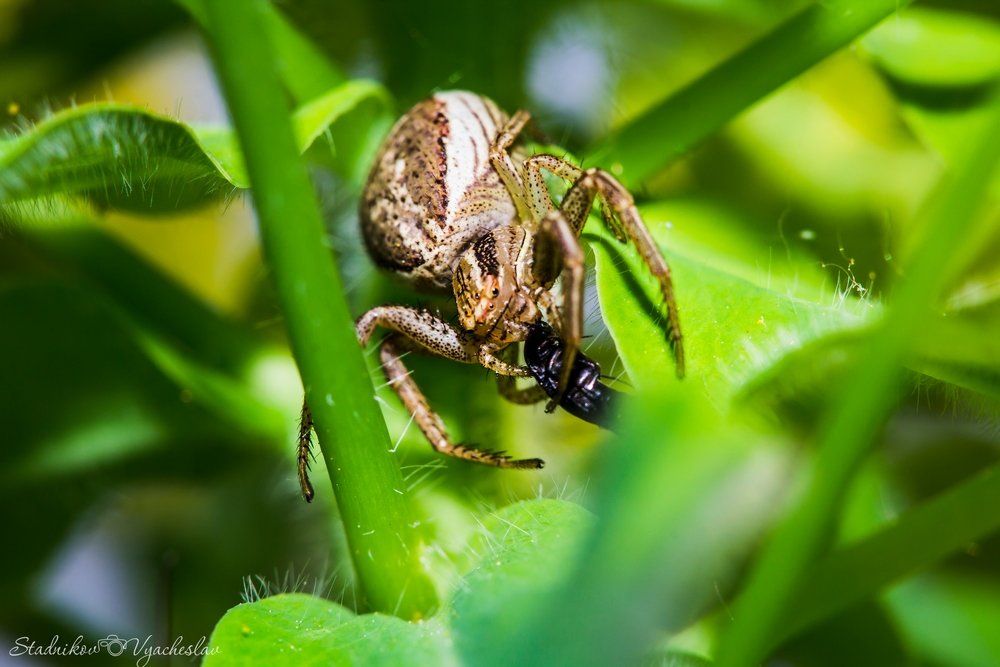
[[589, 198, 876, 399], [862, 8, 1000, 89], [449, 499, 594, 665], [0, 79, 389, 213], [205, 594, 456, 667]]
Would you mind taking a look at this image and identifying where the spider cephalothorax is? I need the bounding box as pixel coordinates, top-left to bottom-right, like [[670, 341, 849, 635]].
[[453, 225, 544, 345], [298, 91, 682, 499]]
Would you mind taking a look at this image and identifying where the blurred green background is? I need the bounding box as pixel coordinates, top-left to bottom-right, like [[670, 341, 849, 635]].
[[2, 0, 999, 664]]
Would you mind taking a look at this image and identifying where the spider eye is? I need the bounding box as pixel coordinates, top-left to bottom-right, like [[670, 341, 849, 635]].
[[473, 293, 480, 300], [491, 288, 499, 297], [489, 303, 495, 309]]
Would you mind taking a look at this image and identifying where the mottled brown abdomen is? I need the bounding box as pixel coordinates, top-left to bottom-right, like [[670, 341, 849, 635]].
[[360, 91, 519, 292]]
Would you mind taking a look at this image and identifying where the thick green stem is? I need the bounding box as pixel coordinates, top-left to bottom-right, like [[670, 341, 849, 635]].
[[590, 0, 914, 186], [716, 93, 1000, 667], [780, 463, 1000, 646], [202, 0, 436, 618]]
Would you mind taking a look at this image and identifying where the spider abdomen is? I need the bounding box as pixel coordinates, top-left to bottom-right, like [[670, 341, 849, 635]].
[[360, 91, 518, 292]]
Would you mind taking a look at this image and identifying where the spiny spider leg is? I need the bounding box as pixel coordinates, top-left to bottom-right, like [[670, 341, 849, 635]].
[[380, 334, 543, 468], [297, 400, 316, 502], [490, 115, 681, 403], [356, 306, 530, 376], [489, 109, 534, 222], [536, 208, 587, 412], [576, 169, 685, 376], [521, 154, 623, 241], [357, 305, 543, 468], [534, 167, 685, 407]]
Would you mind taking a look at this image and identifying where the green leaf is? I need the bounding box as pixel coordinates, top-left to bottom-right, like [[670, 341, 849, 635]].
[[494, 392, 788, 667], [449, 499, 594, 665], [861, 8, 1000, 89], [590, 198, 875, 398], [205, 594, 456, 667], [887, 574, 1000, 667], [0, 79, 390, 213], [0, 281, 280, 486]]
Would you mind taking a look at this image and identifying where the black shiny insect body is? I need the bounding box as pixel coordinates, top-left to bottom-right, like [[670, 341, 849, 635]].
[[524, 322, 624, 429]]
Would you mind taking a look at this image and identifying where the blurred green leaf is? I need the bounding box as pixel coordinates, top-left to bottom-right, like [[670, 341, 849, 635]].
[[773, 602, 913, 667], [15, 224, 266, 375], [0, 79, 389, 213], [912, 307, 1000, 402], [0, 281, 279, 487], [205, 594, 455, 666], [716, 90, 1000, 667], [862, 8, 1000, 89], [494, 392, 788, 667], [592, 0, 915, 185], [887, 574, 1000, 667]]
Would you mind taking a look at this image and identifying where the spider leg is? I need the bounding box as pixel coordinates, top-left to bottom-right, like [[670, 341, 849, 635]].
[[536, 209, 588, 412], [521, 154, 623, 241], [560, 167, 685, 377], [489, 110, 534, 222], [356, 305, 542, 468], [497, 344, 548, 405], [379, 334, 543, 468], [297, 399, 316, 502]]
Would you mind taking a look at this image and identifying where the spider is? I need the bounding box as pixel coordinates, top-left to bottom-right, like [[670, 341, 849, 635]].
[[298, 91, 682, 500]]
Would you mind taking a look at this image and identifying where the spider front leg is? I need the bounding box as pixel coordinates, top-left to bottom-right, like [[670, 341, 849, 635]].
[[377, 335, 541, 468], [547, 166, 685, 379], [357, 306, 544, 469], [536, 209, 588, 413], [297, 307, 544, 499]]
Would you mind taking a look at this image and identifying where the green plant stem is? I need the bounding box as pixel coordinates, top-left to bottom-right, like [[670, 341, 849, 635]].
[[715, 93, 1000, 667], [590, 0, 913, 186], [177, 0, 342, 104], [202, 0, 436, 618], [780, 463, 1000, 646]]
